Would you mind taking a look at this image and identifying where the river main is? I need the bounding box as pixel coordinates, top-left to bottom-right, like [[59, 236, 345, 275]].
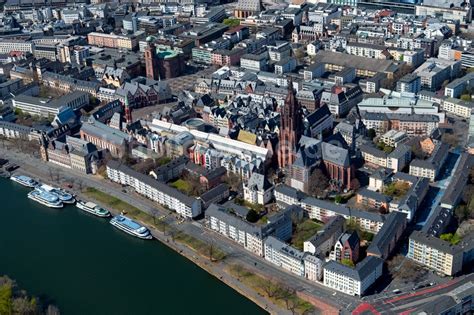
[[0, 178, 266, 315]]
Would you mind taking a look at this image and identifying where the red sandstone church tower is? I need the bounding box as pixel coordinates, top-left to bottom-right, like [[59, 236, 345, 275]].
[[278, 81, 302, 169], [145, 37, 159, 80], [124, 95, 132, 124]]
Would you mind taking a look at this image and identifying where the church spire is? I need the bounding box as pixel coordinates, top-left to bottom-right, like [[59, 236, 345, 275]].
[[278, 79, 302, 169], [124, 95, 132, 124]]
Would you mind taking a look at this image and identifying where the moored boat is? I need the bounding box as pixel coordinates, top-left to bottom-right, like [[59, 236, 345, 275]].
[[76, 200, 111, 218], [110, 215, 152, 239], [28, 189, 63, 208], [37, 184, 75, 204], [10, 175, 38, 188]]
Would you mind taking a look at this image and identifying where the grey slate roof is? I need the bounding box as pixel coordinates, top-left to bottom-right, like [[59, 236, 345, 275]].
[[275, 184, 305, 201], [206, 203, 291, 239], [442, 153, 474, 207], [321, 142, 350, 167], [151, 156, 189, 179], [367, 211, 406, 257], [0, 121, 34, 134], [315, 51, 398, 73], [246, 172, 273, 191], [358, 188, 392, 203], [360, 144, 387, 159], [200, 183, 229, 204], [265, 236, 305, 260], [422, 206, 452, 237], [388, 144, 411, 159], [81, 118, 131, 146], [306, 215, 345, 249]]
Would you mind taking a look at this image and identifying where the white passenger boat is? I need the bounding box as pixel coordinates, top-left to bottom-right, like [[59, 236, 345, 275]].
[[37, 184, 75, 204], [10, 175, 38, 188], [76, 200, 111, 218], [110, 215, 152, 239], [28, 189, 63, 208]]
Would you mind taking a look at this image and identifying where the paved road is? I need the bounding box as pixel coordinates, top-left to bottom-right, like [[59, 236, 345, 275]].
[[353, 273, 474, 314], [1, 146, 356, 313]]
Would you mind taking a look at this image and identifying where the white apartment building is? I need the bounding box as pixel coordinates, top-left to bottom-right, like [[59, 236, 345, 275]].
[[408, 231, 464, 276], [409, 142, 449, 181], [323, 257, 383, 296], [61, 9, 80, 24], [240, 54, 267, 72], [0, 121, 37, 140], [275, 184, 303, 206], [380, 130, 407, 147], [0, 40, 34, 54], [267, 41, 291, 62], [307, 41, 321, 56], [264, 236, 305, 277], [346, 43, 388, 59], [205, 204, 292, 257], [303, 254, 323, 282], [409, 161, 436, 181], [360, 144, 412, 173], [441, 97, 473, 119], [106, 161, 202, 218]]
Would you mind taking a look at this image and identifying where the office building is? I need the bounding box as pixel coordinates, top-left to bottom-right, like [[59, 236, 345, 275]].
[[12, 91, 89, 117]]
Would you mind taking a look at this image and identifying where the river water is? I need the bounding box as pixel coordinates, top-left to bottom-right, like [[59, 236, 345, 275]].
[[0, 178, 266, 315]]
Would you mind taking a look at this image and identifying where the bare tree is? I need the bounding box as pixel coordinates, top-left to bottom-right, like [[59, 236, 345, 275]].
[[308, 168, 329, 197], [68, 177, 75, 189], [150, 208, 159, 225], [277, 285, 294, 310], [169, 228, 177, 242], [76, 180, 84, 192], [48, 167, 54, 181], [55, 170, 62, 183], [161, 219, 167, 235], [261, 281, 279, 298], [0, 135, 6, 149], [223, 173, 243, 192], [209, 240, 214, 262]]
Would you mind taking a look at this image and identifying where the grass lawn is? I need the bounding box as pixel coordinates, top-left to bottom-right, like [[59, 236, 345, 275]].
[[384, 181, 410, 199], [228, 264, 316, 314], [84, 187, 225, 261], [234, 197, 265, 212], [291, 219, 323, 251], [84, 187, 155, 226], [170, 179, 192, 194]]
